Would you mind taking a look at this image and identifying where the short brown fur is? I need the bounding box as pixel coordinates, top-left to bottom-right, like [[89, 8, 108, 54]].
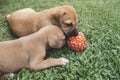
[[0, 25, 69, 79], [6, 5, 78, 37]]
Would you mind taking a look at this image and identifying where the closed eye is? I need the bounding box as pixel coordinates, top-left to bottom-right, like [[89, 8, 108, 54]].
[[65, 22, 73, 27]]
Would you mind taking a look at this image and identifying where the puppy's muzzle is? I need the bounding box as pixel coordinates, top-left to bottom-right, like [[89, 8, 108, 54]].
[[67, 29, 78, 38]]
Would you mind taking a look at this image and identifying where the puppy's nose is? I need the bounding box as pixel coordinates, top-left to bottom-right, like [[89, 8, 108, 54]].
[[68, 29, 78, 38], [72, 29, 78, 36]]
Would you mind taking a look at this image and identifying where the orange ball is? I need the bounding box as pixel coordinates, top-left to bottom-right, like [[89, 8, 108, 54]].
[[67, 32, 86, 51]]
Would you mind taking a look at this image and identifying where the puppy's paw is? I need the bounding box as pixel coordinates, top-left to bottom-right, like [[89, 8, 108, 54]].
[[9, 73, 14, 77], [5, 14, 11, 20], [59, 58, 69, 65], [1, 73, 14, 80]]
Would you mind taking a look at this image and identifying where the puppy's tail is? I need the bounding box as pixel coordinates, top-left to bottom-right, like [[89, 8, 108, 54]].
[[4, 14, 11, 21]]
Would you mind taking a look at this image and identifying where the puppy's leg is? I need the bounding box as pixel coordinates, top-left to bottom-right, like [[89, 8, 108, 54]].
[[30, 58, 69, 71]]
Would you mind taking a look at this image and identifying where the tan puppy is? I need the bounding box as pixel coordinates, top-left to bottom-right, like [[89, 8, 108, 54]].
[[6, 5, 78, 37], [0, 25, 68, 76]]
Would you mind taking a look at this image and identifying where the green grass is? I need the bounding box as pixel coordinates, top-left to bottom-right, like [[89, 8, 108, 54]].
[[0, 0, 120, 80]]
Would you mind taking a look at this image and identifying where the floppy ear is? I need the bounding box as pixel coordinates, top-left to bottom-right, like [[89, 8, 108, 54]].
[[59, 33, 65, 40], [48, 35, 58, 47], [52, 9, 66, 25], [52, 9, 66, 18]]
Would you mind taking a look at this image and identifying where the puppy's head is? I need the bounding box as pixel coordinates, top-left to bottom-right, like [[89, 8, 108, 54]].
[[52, 5, 79, 37], [48, 33, 65, 49]]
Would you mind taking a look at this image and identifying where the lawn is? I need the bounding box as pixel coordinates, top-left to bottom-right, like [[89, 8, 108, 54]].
[[0, 0, 120, 80]]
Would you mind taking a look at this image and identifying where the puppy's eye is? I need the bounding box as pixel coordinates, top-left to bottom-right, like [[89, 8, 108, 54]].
[[65, 23, 73, 27]]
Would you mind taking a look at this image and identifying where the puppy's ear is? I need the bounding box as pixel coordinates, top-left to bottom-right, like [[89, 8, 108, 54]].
[[48, 34, 65, 48], [52, 9, 66, 25], [48, 36, 58, 47], [59, 33, 65, 40], [52, 10, 66, 19]]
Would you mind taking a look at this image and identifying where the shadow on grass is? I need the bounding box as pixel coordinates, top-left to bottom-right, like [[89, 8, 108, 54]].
[[0, 0, 8, 5]]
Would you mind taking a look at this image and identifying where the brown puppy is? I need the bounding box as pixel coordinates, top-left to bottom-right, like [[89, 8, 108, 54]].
[[6, 5, 78, 37], [0, 25, 68, 77]]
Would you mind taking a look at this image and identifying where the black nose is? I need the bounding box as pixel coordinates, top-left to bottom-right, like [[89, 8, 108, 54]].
[[67, 29, 78, 38]]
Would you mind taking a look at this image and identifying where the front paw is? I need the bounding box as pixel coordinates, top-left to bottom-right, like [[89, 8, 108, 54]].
[[58, 58, 69, 65]]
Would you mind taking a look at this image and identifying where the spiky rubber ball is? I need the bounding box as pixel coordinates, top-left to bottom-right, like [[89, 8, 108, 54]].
[[67, 32, 86, 51]]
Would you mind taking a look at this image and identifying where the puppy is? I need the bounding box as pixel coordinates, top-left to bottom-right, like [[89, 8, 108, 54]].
[[0, 25, 68, 78], [5, 5, 78, 37]]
